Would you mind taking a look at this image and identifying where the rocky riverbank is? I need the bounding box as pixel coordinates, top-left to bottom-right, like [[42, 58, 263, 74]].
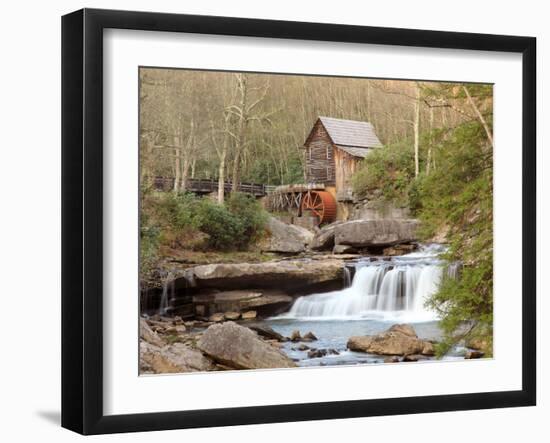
[[140, 316, 298, 373], [140, 314, 485, 375]]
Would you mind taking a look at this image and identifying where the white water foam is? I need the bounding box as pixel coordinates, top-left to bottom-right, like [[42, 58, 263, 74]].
[[279, 245, 446, 323]]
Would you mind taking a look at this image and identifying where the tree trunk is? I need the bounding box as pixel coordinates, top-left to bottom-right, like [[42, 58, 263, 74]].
[[191, 158, 196, 179], [173, 135, 181, 192], [426, 106, 434, 174], [181, 155, 190, 191], [217, 147, 227, 204], [463, 85, 493, 147], [366, 81, 372, 121], [413, 84, 421, 178], [231, 147, 242, 192], [231, 74, 248, 192]]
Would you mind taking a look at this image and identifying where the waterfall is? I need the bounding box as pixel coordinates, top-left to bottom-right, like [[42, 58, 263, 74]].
[[281, 245, 447, 322], [343, 266, 352, 288], [158, 272, 175, 316], [447, 262, 461, 280]]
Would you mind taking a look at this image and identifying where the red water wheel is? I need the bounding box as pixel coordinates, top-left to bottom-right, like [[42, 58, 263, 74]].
[[300, 190, 337, 225]]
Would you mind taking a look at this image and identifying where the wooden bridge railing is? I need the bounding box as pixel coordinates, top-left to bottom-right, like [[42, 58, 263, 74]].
[[152, 177, 270, 197]]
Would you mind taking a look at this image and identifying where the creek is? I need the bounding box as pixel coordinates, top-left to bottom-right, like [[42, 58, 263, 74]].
[[260, 244, 465, 366]]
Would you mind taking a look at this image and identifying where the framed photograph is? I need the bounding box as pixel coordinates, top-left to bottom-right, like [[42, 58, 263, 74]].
[[62, 8, 536, 435]]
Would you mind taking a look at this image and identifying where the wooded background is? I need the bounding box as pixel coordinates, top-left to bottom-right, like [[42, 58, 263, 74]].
[[139, 69, 490, 198]]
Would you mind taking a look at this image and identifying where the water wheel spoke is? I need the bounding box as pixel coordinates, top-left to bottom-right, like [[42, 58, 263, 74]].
[[299, 190, 336, 225]]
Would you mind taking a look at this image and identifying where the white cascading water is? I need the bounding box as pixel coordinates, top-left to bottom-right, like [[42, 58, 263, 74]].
[[281, 244, 447, 323], [158, 271, 175, 316]]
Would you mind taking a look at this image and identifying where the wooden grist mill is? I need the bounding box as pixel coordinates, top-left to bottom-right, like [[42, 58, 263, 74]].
[[265, 116, 382, 226]]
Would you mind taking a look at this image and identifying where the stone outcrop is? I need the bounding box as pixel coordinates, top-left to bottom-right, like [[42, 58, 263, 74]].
[[347, 324, 435, 356], [197, 322, 296, 369], [224, 311, 241, 321], [139, 317, 216, 374], [466, 337, 489, 352], [140, 341, 215, 374], [350, 200, 411, 221], [249, 325, 287, 342], [465, 350, 485, 359], [208, 313, 225, 323], [241, 310, 257, 320], [262, 217, 314, 253], [332, 244, 357, 255], [140, 318, 165, 348], [310, 219, 419, 251], [335, 219, 419, 248], [193, 290, 293, 318], [310, 222, 341, 251], [183, 258, 343, 293]]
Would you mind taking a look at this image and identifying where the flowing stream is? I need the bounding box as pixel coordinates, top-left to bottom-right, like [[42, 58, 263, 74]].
[[280, 243, 445, 323], [263, 244, 464, 366]]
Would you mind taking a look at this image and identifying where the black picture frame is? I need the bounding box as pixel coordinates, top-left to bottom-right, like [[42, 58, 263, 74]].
[[61, 8, 536, 435]]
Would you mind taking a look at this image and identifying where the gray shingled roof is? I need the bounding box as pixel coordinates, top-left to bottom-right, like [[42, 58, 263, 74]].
[[335, 145, 374, 158], [319, 116, 383, 149]]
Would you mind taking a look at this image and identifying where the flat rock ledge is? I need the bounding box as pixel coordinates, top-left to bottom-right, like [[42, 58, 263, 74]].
[[181, 258, 344, 292], [347, 324, 435, 356], [197, 321, 296, 370], [193, 290, 293, 318]]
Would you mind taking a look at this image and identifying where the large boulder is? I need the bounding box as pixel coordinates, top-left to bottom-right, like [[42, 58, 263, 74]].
[[335, 219, 419, 248], [140, 341, 215, 374], [310, 222, 341, 251], [184, 259, 343, 293], [140, 318, 165, 347], [262, 217, 314, 253], [197, 322, 296, 369], [347, 324, 434, 356]]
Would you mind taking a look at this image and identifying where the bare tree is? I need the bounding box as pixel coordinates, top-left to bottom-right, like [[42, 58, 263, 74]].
[[413, 83, 421, 177], [463, 85, 494, 147], [227, 73, 271, 192]]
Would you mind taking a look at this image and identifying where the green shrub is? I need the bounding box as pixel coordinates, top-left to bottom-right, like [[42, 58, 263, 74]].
[[194, 199, 245, 250], [153, 191, 200, 231], [140, 189, 268, 253], [352, 140, 415, 205], [226, 193, 268, 243], [139, 213, 160, 278]]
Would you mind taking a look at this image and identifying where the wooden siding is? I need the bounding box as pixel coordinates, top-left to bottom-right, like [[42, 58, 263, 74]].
[[334, 147, 360, 201], [304, 120, 335, 186]]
